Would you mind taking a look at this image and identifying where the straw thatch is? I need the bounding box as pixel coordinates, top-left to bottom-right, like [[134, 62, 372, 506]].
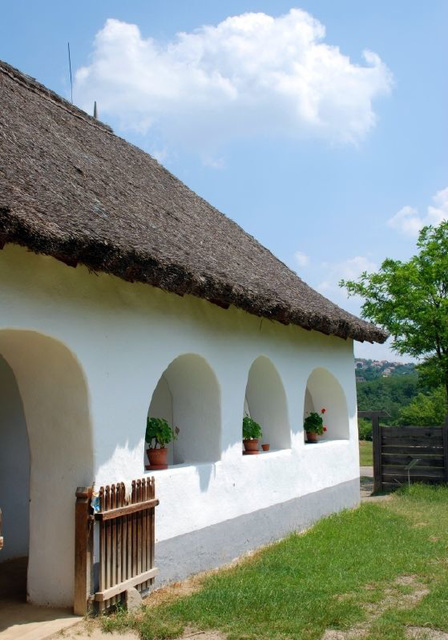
[[0, 60, 386, 344]]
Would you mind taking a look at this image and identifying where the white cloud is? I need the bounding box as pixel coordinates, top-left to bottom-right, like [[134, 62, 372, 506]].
[[337, 255, 378, 281], [387, 187, 448, 238], [316, 255, 377, 301], [202, 155, 226, 170], [75, 10, 392, 158], [294, 250, 310, 268], [150, 147, 169, 164]]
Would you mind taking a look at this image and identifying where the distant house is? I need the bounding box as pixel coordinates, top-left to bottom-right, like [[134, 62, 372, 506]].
[[0, 61, 386, 608]]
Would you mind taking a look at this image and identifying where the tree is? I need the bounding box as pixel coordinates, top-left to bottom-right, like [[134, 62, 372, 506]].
[[341, 222, 448, 413], [356, 374, 419, 423], [398, 386, 446, 426]]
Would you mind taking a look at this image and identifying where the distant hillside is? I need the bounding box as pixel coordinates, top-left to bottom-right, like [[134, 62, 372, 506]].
[[355, 358, 416, 382]]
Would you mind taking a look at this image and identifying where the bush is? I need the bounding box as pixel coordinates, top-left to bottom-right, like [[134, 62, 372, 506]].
[[398, 386, 446, 426], [358, 418, 372, 441]]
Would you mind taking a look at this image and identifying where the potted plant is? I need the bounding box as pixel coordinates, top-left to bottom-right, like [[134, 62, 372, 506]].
[[304, 408, 327, 443], [242, 416, 262, 454], [145, 417, 177, 469]]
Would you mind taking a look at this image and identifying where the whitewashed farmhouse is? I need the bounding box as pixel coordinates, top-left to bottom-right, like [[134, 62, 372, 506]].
[[0, 61, 386, 609]]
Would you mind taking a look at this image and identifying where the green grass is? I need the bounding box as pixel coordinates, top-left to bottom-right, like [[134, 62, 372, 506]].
[[359, 439, 373, 466], [102, 484, 448, 640]]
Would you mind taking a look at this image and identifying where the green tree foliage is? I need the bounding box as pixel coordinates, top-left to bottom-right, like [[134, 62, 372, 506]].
[[398, 386, 446, 426], [358, 417, 373, 441], [357, 374, 419, 423], [342, 223, 448, 410]]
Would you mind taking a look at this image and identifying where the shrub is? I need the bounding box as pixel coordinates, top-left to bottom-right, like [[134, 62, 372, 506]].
[[358, 418, 372, 441]]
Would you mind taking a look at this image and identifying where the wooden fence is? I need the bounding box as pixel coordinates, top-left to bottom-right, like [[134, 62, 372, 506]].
[[366, 413, 448, 492], [74, 477, 159, 614]]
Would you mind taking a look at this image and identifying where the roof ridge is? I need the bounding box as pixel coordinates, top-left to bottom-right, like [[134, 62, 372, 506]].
[[0, 59, 113, 135]]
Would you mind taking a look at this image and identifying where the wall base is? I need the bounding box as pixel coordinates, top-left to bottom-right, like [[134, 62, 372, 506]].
[[154, 478, 360, 585]]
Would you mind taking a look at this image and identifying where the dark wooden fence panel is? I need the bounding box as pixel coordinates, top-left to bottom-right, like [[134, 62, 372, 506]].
[[75, 477, 159, 614], [371, 423, 448, 492]]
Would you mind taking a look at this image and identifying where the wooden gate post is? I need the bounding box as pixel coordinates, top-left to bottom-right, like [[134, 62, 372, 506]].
[[74, 486, 93, 615], [443, 415, 448, 484], [372, 415, 382, 493]]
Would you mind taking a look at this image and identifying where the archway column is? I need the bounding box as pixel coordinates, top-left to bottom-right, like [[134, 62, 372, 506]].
[[0, 331, 93, 607]]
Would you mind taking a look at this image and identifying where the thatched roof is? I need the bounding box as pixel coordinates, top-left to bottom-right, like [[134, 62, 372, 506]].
[[0, 60, 386, 344]]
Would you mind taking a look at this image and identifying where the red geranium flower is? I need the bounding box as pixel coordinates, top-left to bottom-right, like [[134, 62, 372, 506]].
[[321, 408, 326, 414], [323, 426, 327, 432]]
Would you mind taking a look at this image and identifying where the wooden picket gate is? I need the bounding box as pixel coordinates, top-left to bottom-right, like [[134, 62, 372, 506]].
[[74, 477, 159, 614]]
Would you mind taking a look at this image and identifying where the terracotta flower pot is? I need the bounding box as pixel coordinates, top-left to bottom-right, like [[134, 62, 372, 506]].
[[243, 438, 259, 454], [306, 431, 319, 443], [146, 447, 168, 469], [261, 443, 270, 451]]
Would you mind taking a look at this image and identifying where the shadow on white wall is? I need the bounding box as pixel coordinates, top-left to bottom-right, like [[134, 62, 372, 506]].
[[303, 367, 349, 441], [244, 356, 290, 450], [147, 353, 221, 466]]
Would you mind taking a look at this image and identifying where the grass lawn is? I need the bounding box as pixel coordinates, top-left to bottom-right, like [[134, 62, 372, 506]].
[[102, 485, 448, 640], [359, 439, 373, 466]]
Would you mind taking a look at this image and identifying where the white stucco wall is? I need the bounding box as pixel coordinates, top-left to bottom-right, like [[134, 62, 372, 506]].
[[245, 356, 290, 449], [0, 245, 360, 607]]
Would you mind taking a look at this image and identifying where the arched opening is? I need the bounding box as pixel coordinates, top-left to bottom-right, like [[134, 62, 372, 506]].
[[0, 356, 29, 602], [244, 356, 290, 451], [303, 368, 349, 441], [0, 330, 93, 607], [146, 354, 221, 466]]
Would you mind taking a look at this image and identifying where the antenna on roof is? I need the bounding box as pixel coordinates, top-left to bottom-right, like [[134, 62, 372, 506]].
[[67, 42, 73, 104], [93, 101, 98, 119]]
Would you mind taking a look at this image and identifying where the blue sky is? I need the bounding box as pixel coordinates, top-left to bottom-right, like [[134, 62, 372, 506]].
[[2, 1, 447, 361]]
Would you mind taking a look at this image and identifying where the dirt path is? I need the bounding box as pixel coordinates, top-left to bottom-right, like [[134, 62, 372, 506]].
[[320, 575, 448, 640], [51, 575, 225, 640], [360, 466, 392, 503], [51, 620, 225, 640]]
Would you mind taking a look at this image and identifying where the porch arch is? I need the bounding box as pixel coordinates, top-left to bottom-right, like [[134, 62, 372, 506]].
[[0, 330, 93, 607], [147, 354, 221, 466], [303, 368, 349, 440], [244, 356, 290, 450]]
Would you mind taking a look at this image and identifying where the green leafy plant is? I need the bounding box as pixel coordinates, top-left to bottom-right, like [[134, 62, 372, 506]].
[[304, 408, 327, 435], [145, 417, 177, 449], [242, 416, 262, 440]]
